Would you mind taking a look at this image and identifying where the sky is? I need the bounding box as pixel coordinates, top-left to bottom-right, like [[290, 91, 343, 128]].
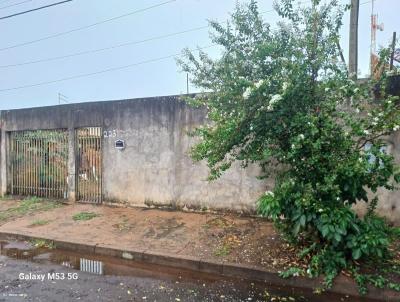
[[0, 0, 398, 110]]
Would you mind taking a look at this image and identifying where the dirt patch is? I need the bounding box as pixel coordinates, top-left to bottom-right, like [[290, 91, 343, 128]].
[[143, 217, 185, 239], [0, 201, 301, 272]]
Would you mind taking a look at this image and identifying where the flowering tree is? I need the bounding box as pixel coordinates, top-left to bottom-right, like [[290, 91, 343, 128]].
[[178, 0, 400, 293]]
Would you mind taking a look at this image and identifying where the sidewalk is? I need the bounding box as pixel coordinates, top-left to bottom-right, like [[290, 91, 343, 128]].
[[0, 201, 282, 271], [0, 199, 398, 301]]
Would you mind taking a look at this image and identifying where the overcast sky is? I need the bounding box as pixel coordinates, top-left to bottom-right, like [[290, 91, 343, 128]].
[[0, 0, 397, 110]]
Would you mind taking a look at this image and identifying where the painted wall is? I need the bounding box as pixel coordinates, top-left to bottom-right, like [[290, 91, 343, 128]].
[[0, 95, 398, 223]]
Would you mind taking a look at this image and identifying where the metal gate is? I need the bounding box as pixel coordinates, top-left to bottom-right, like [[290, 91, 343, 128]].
[[76, 127, 102, 203], [9, 130, 68, 199]]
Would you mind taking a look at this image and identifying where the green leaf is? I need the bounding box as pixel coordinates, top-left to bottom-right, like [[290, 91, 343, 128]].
[[352, 249, 362, 260]]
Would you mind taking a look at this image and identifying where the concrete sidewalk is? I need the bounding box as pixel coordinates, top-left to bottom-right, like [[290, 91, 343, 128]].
[[0, 201, 399, 301]]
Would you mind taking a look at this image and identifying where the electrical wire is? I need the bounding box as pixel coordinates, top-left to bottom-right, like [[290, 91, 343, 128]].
[[0, 0, 364, 68], [0, 0, 176, 52], [0, 0, 72, 20], [0, 0, 32, 10], [0, 0, 380, 92], [0, 25, 209, 68], [0, 44, 216, 92]]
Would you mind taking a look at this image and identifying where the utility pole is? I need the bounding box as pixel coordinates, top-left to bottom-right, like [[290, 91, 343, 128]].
[[186, 73, 189, 94], [389, 32, 396, 71], [349, 0, 360, 79]]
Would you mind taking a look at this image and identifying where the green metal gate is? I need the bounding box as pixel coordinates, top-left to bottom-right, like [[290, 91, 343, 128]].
[[76, 127, 102, 203], [9, 130, 69, 199]]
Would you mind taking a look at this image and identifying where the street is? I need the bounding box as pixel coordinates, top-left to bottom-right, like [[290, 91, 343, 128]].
[[0, 254, 308, 302]]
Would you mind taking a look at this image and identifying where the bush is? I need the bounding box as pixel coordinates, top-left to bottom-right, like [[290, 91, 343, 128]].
[[179, 0, 400, 293]]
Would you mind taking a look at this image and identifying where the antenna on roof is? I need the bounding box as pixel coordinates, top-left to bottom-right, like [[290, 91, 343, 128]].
[[58, 93, 69, 105]]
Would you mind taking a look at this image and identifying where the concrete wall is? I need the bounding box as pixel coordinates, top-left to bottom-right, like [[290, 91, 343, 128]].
[[0, 95, 267, 212], [0, 94, 399, 224]]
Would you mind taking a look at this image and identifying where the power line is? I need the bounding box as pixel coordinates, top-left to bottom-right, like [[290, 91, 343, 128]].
[[0, 0, 32, 10], [0, 44, 216, 92], [0, 0, 72, 20], [0, 0, 379, 92], [0, 0, 176, 52], [0, 0, 355, 67], [0, 0, 20, 4], [0, 25, 209, 69]]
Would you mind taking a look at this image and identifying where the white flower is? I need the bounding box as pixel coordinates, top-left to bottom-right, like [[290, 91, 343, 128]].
[[250, 125, 253, 131], [378, 112, 384, 117], [354, 88, 360, 93], [393, 125, 400, 131], [336, 197, 340, 201], [358, 157, 363, 163], [243, 87, 252, 100], [291, 144, 295, 149], [299, 134, 305, 140], [267, 104, 274, 111], [255, 80, 264, 89], [373, 117, 379, 122], [325, 87, 330, 92], [355, 108, 360, 113], [270, 94, 282, 105], [306, 268, 311, 275], [372, 122, 377, 126], [265, 191, 274, 197], [364, 130, 370, 135], [264, 57, 272, 64], [388, 100, 392, 104], [318, 208, 323, 213], [282, 82, 289, 91]]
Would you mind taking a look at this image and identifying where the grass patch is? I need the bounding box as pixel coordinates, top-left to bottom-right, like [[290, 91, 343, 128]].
[[72, 211, 99, 221], [214, 243, 232, 257], [204, 217, 234, 229], [31, 239, 55, 249], [113, 217, 133, 231], [0, 197, 62, 224], [0, 195, 14, 201], [30, 219, 51, 227]]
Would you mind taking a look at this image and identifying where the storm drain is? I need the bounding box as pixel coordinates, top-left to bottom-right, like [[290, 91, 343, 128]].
[[80, 258, 103, 275]]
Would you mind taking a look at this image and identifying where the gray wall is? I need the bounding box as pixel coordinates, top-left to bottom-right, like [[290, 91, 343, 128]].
[[0, 95, 267, 212], [0, 95, 399, 224]]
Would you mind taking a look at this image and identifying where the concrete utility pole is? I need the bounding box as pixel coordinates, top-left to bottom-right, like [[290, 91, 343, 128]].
[[186, 73, 189, 94], [349, 0, 360, 78], [389, 32, 396, 70]]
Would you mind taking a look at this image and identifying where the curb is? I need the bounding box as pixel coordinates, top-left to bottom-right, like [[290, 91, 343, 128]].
[[0, 231, 398, 301]]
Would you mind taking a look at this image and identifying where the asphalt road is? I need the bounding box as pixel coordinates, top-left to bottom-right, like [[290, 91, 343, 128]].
[[0, 255, 309, 302]]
